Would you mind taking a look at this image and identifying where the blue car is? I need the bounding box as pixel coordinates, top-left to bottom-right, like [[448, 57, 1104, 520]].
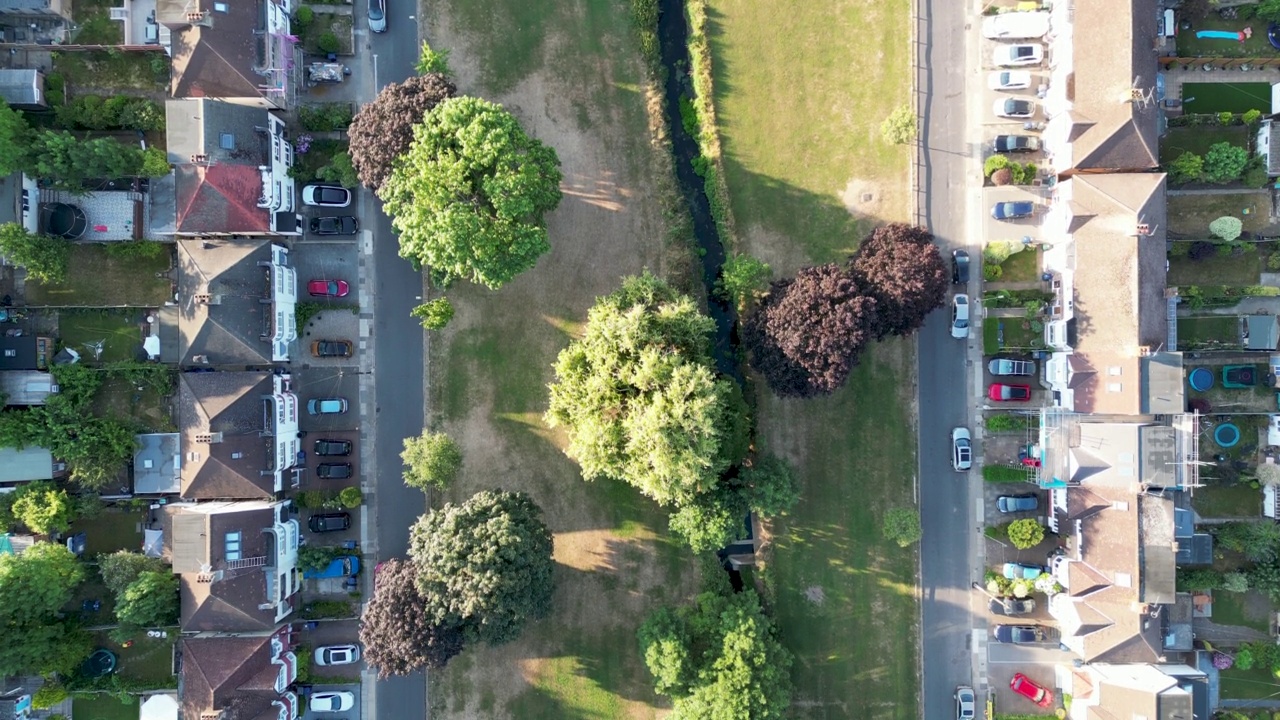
[[1002, 562, 1044, 580], [991, 201, 1035, 220], [304, 555, 360, 580]]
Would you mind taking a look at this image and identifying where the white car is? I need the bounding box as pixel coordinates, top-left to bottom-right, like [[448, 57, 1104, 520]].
[[951, 294, 970, 339], [988, 70, 1032, 91], [314, 644, 361, 666], [956, 685, 976, 720], [993, 44, 1044, 67], [993, 98, 1035, 119], [302, 184, 352, 207], [309, 692, 355, 713], [952, 427, 972, 472], [982, 11, 1050, 39]]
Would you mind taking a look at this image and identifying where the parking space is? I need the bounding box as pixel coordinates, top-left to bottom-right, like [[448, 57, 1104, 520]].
[[299, 430, 361, 484], [297, 308, 359, 370], [295, 369, 361, 432], [296, 621, 365, 681], [987, 645, 1071, 714], [293, 241, 360, 295], [304, 682, 362, 713], [302, 507, 360, 546], [982, 187, 1047, 241]]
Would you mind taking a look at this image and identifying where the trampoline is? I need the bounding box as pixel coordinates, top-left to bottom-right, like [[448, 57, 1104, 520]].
[[79, 648, 118, 678], [1223, 365, 1259, 388], [39, 202, 87, 240], [1189, 367, 1214, 392], [1215, 423, 1242, 448], [1270, 22, 1280, 49]]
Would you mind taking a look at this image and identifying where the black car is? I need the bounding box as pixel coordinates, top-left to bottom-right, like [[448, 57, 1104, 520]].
[[992, 625, 1046, 644], [308, 512, 351, 533], [310, 340, 353, 358], [314, 439, 352, 456], [309, 216, 359, 236], [993, 134, 1040, 154], [951, 249, 970, 284], [316, 463, 353, 480], [989, 597, 1035, 616]]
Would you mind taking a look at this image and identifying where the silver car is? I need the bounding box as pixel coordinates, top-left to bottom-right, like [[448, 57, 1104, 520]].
[[315, 644, 362, 666], [952, 427, 972, 472], [367, 0, 386, 32], [951, 294, 970, 339], [956, 686, 976, 720]]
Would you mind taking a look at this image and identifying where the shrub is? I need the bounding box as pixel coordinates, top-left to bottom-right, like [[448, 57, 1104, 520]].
[[983, 240, 1018, 265], [984, 154, 1010, 177], [1269, 253, 1280, 271], [983, 263, 1002, 281], [985, 413, 1032, 432], [1237, 647, 1257, 671], [411, 298, 454, 330], [1224, 571, 1251, 593], [882, 507, 922, 547], [1010, 162, 1037, 185], [338, 486, 363, 508], [991, 168, 1013, 186], [1210, 216, 1245, 242], [1177, 567, 1223, 590], [983, 465, 1028, 483], [32, 683, 67, 709], [1219, 111, 1236, 126], [1188, 241, 1217, 261], [717, 254, 771, 305], [1168, 152, 1203, 184], [1007, 518, 1045, 549], [880, 105, 916, 145], [294, 5, 314, 25], [1245, 108, 1264, 125], [415, 40, 451, 75], [1203, 142, 1249, 184], [317, 32, 340, 55]]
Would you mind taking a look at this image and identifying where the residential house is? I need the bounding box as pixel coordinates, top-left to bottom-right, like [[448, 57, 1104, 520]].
[[0, 0, 72, 44], [157, 0, 294, 108], [0, 335, 52, 371], [135, 432, 182, 495], [177, 626, 299, 720], [176, 239, 297, 366], [1061, 662, 1209, 720], [0, 446, 60, 491], [1042, 0, 1161, 176], [164, 500, 300, 631], [1256, 117, 1280, 177], [0, 69, 44, 110], [165, 99, 300, 237], [1040, 173, 1174, 415], [177, 371, 300, 500]]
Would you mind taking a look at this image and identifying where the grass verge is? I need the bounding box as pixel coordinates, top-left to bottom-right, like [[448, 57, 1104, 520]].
[[27, 245, 172, 306], [1168, 194, 1270, 239]]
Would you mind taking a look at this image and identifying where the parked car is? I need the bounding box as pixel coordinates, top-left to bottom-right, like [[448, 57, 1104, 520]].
[[952, 427, 972, 472], [308, 398, 349, 415], [993, 98, 1035, 119], [367, 0, 386, 32], [997, 494, 1039, 513], [309, 691, 356, 713], [993, 44, 1044, 66], [988, 383, 1032, 401], [987, 70, 1032, 91], [308, 512, 351, 533], [303, 556, 360, 580], [955, 686, 976, 720], [991, 201, 1035, 220], [302, 184, 351, 208], [311, 339, 354, 358], [316, 463, 352, 480], [990, 597, 1035, 616], [308, 279, 350, 297], [993, 134, 1040, 153], [988, 358, 1036, 376], [314, 439, 352, 456], [951, 294, 970, 339], [951, 249, 970, 284], [309, 216, 359, 236], [1010, 672, 1053, 708], [992, 625, 1048, 644], [1002, 562, 1044, 580], [314, 644, 362, 665], [982, 11, 1050, 39]]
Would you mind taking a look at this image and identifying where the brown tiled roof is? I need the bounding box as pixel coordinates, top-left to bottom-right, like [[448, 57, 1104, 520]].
[[162, 0, 270, 102], [179, 632, 289, 720], [1062, 0, 1161, 171], [176, 239, 276, 367], [178, 371, 275, 500], [1067, 173, 1168, 414], [167, 504, 281, 631]]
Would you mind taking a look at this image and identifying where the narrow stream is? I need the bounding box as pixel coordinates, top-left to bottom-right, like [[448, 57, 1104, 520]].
[[656, 0, 740, 381]]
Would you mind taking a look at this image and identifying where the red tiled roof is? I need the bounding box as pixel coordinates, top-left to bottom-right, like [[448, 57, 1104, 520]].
[[175, 164, 268, 233]]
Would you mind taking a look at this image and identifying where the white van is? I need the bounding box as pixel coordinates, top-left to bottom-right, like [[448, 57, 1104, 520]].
[[982, 11, 1051, 40]]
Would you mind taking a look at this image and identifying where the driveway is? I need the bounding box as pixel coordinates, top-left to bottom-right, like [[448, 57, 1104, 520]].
[[297, 371, 361, 432], [306, 682, 363, 717], [987, 644, 1070, 714], [297, 308, 360, 370]]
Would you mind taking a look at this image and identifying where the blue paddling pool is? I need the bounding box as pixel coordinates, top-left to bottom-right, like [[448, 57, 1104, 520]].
[[1189, 367, 1214, 392]]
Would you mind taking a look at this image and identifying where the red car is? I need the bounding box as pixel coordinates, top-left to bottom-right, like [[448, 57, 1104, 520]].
[[1010, 672, 1053, 708], [308, 279, 350, 297], [988, 383, 1031, 402]]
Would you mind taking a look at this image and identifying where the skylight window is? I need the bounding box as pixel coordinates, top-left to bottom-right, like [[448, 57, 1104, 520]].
[[219, 132, 235, 150], [225, 531, 242, 561]]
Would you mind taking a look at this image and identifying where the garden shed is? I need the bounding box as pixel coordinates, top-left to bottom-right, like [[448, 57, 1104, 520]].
[[1245, 314, 1279, 350]]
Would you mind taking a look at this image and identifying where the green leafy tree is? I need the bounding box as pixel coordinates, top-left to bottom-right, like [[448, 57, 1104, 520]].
[[359, 558, 465, 676], [1202, 142, 1249, 184], [317, 151, 358, 188], [9, 481, 74, 535], [717, 254, 772, 306], [28, 131, 146, 188], [116, 570, 179, 627], [1210, 216, 1245, 242], [638, 590, 793, 719], [378, 96, 563, 288], [0, 103, 31, 176], [1007, 518, 1045, 549], [411, 298, 455, 330], [317, 31, 340, 54], [882, 507, 922, 548], [401, 430, 462, 491], [1167, 151, 1203, 184], [140, 147, 171, 177], [738, 454, 800, 516], [1223, 571, 1250, 593], [409, 490, 554, 645], [1216, 520, 1280, 562], [546, 273, 748, 506], [0, 542, 91, 676], [415, 41, 451, 75], [880, 104, 916, 145], [668, 486, 749, 553], [0, 223, 71, 284], [98, 550, 167, 596], [1179, 567, 1225, 591]]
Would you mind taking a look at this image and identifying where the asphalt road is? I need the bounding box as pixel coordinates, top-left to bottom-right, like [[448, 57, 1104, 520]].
[[359, 5, 431, 720], [916, 0, 979, 715]]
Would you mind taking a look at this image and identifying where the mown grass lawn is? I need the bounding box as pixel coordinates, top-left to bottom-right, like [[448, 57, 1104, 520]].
[[1159, 125, 1249, 164], [1177, 316, 1241, 349], [1168, 194, 1271, 239], [58, 308, 147, 362], [73, 697, 139, 720], [1181, 81, 1272, 114], [1192, 483, 1262, 518], [1176, 19, 1279, 58], [999, 247, 1040, 282], [27, 245, 172, 306], [1211, 590, 1272, 632]]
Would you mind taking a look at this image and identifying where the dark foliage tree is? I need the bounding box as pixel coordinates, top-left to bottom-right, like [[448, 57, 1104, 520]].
[[848, 223, 948, 340], [744, 264, 877, 397], [359, 558, 465, 676], [409, 490, 554, 645], [638, 590, 793, 718], [99, 550, 167, 596], [1188, 241, 1217, 262], [0, 542, 92, 676], [347, 73, 456, 191]]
